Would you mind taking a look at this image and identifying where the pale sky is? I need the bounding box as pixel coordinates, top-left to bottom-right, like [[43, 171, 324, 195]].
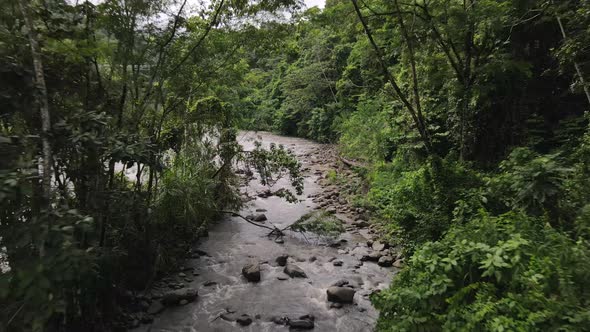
[[305, 0, 325, 9]]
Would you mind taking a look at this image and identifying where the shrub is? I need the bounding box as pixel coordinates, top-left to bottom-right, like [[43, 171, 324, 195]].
[[368, 156, 481, 252], [373, 211, 590, 331]]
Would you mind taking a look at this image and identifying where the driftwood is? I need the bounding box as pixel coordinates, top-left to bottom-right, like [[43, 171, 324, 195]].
[[219, 211, 288, 238], [218, 211, 312, 243], [338, 155, 368, 169]]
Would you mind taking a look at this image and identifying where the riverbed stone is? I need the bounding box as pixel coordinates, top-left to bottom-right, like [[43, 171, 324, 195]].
[[331, 279, 350, 287], [146, 301, 165, 315], [237, 314, 253, 326], [360, 251, 382, 262], [253, 213, 267, 222], [289, 319, 314, 329], [161, 288, 198, 306], [353, 220, 369, 228], [242, 263, 261, 282], [372, 241, 389, 251], [276, 254, 289, 266], [284, 263, 307, 278], [271, 316, 289, 325], [378, 256, 394, 267], [220, 312, 238, 322], [327, 286, 355, 303]]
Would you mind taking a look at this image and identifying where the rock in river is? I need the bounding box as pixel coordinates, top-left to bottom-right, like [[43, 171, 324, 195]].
[[326, 286, 355, 303], [146, 300, 165, 315], [372, 241, 389, 252], [378, 255, 394, 267], [161, 288, 198, 306], [242, 263, 261, 282], [253, 213, 267, 222], [289, 319, 314, 329], [360, 251, 382, 262], [236, 314, 253, 326], [276, 254, 289, 267], [284, 263, 307, 278]]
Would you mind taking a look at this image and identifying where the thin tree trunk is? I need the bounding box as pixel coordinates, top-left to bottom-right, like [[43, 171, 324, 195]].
[[351, 0, 432, 153], [18, 0, 52, 259], [556, 15, 590, 108], [19, 0, 52, 204]]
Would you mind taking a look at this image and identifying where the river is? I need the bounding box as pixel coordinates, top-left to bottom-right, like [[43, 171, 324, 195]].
[[136, 131, 395, 331]]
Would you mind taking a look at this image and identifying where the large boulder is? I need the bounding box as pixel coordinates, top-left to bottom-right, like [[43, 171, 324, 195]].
[[284, 263, 307, 278], [242, 263, 261, 282], [161, 288, 198, 306], [326, 286, 355, 303]]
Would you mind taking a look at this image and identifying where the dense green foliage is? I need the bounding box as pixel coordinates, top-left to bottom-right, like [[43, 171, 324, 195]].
[[2, 0, 590, 330], [373, 211, 590, 331]]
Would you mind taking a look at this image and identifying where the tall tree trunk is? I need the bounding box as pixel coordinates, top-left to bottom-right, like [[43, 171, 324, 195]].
[[350, 0, 433, 154], [18, 0, 52, 259], [18, 0, 52, 204]]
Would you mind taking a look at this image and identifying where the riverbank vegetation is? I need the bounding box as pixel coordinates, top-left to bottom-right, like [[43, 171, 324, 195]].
[[238, 0, 590, 330], [2, 0, 590, 330]]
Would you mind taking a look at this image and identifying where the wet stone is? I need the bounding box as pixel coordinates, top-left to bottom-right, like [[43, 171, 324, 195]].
[[378, 256, 394, 267], [141, 314, 154, 324], [326, 286, 355, 303], [146, 301, 165, 315], [284, 263, 307, 278], [289, 319, 314, 329], [271, 316, 289, 325], [161, 288, 198, 306], [242, 263, 261, 282], [360, 251, 382, 262], [253, 213, 267, 222], [276, 254, 289, 267], [237, 314, 253, 326], [372, 241, 389, 252]]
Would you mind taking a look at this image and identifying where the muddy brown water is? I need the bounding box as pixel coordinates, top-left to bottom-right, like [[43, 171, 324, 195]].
[[136, 131, 395, 332]]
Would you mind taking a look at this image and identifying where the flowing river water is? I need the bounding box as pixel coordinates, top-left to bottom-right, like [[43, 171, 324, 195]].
[[136, 131, 396, 332]]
